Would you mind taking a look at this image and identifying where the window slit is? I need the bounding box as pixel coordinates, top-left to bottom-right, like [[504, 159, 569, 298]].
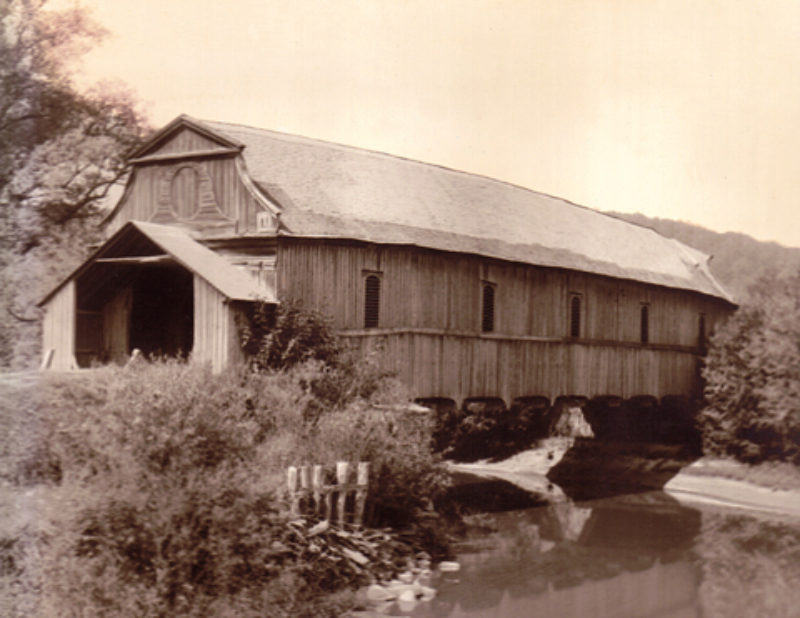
[[640, 305, 649, 344], [364, 274, 380, 328], [481, 283, 495, 333]]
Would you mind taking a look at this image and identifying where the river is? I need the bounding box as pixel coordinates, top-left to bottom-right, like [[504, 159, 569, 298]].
[[404, 478, 800, 618]]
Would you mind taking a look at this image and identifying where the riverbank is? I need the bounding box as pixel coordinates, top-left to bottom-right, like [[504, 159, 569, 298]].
[[449, 437, 800, 517], [0, 363, 451, 617], [664, 460, 800, 516]]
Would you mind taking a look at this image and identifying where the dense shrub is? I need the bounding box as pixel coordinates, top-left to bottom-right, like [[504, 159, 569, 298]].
[[311, 406, 449, 528], [431, 397, 549, 462], [239, 299, 340, 372], [0, 357, 448, 615], [700, 273, 800, 463], [240, 299, 398, 421], [448, 398, 510, 461]]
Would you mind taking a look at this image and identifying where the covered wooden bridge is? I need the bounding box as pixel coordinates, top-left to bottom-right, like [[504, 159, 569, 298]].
[[40, 115, 736, 412]]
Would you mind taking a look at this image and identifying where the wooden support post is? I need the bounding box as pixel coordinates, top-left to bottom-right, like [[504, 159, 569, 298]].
[[299, 466, 309, 513], [39, 348, 54, 370], [312, 465, 323, 517], [287, 461, 370, 524], [324, 480, 334, 521], [355, 462, 369, 526], [287, 466, 298, 516], [336, 461, 349, 523]]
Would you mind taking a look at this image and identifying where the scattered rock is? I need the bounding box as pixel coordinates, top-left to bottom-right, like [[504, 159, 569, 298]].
[[358, 554, 444, 612], [308, 519, 329, 536], [398, 588, 416, 602], [366, 584, 397, 603], [420, 585, 436, 601]]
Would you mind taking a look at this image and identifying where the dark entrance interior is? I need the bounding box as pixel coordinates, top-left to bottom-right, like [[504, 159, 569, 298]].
[[129, 267, 194, 358]]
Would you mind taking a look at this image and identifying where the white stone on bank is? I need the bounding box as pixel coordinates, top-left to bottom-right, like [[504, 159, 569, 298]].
[[439, 561, 461, 572]]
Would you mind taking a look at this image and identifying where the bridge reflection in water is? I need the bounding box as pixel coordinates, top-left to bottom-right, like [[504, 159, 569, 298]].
[[408, 481, 800, 618]]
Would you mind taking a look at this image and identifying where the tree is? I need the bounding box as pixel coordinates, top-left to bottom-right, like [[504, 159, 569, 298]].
[[699, 272, 800, 463], [0, 0, 149, 368]]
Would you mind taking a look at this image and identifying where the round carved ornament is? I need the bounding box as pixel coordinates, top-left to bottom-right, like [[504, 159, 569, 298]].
[[152, 162, 226, 223]]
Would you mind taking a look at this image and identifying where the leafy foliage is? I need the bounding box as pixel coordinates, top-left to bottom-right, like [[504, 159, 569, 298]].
[[0, 0, 148, 369], [240, 299, 341, 372], [0, 1, 146, 235], [446, 398, 519, 461], [0, 359, 449, 615], [239, 299, 398, 416], [699, 273, 800, 463]]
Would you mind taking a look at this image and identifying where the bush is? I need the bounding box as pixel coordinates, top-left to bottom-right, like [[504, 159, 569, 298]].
[[428, 397, 547, 462], [310, 406, 449, 529], [1, 356, 448, 615], [240, 299, 398, 421], [239, 299, 340, 372], [700, 272, 800, 463]]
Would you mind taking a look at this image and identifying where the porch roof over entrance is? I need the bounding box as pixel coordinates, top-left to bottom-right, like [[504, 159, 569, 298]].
[[39, 221, 276, 306]]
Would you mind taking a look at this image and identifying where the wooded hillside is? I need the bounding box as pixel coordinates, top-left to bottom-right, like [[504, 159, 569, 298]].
[[607, 213, 800, 303]]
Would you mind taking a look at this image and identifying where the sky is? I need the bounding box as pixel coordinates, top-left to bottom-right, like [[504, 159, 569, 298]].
[[65, 0, 800, 247]]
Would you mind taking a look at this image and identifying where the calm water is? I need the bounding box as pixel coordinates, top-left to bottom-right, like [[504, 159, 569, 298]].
[[405, 482, 800, 618]]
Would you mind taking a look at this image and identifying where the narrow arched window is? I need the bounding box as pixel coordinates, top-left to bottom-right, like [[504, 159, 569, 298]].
[[569, 295, 581, 338], [640, 305, 649, 344], [364, 274, 381, 328], [481, 283, 495, 332]]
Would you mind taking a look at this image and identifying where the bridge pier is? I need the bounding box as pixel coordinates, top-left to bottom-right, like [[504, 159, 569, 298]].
[[416, 390, 703, 460]]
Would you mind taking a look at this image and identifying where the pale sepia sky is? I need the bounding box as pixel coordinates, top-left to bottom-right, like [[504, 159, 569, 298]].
[[69, 0, 800, 247]]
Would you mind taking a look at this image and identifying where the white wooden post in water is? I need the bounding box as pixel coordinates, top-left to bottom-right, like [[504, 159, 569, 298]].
[[287, 461, 370, 525]]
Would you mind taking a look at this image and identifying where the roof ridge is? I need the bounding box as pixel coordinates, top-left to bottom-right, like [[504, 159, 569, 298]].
[[191, 116, 731, 303], [203, 119, 666, 236]]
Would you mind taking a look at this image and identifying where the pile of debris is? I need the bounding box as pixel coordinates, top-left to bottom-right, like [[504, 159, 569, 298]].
[[276, 517, 457, 613]]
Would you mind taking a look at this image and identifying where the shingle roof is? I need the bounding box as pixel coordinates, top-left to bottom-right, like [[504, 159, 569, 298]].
[[129, 222, 275, 302], [39, 221, 276, 306], [200, 119, 732, 302]]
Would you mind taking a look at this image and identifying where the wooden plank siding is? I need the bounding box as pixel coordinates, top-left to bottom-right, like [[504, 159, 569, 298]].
[[106, 156, 267, 237], [42, 280, 77, 370], [192, 276, 244, 372], [139, 127, 230, 157], [345, 334, 700, 402], [277, 238, 727, 401]]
